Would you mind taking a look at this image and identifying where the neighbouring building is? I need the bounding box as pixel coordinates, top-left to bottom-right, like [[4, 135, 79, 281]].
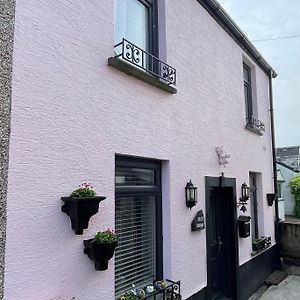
[[276, 146, 300, 172], [277, 158, 300, 219], [277, 168, 285, 220], [1, 0, 280, 299], [276, 146, 300, 217]]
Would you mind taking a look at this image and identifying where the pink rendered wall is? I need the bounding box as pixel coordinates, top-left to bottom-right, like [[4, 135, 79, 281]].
[[5, 0, 275, 299]]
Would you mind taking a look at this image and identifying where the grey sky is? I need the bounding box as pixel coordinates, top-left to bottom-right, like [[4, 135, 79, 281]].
[[218, 0, 300, 147]]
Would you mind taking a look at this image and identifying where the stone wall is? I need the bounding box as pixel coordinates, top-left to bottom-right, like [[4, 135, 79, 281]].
[[0, 0, 15, 297], [280, 220, 300, 260]]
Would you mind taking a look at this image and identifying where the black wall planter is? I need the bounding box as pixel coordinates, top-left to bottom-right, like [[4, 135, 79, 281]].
[[267, 193, 276, 207], [61, 196, 106, 234], [83, 239, 117, 271]]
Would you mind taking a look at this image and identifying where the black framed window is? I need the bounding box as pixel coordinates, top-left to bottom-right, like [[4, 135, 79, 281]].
[[115, 156, 162, 298], [114, 0, 158, 56], [243, 63, 253, 121], [249, 172, 259, 239]]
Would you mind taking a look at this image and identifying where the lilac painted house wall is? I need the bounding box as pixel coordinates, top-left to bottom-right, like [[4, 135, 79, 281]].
[[3, 0, 279, 299]]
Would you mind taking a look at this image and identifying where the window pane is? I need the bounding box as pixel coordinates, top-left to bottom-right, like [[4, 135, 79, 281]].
[[114, 0, 148, 51], [115, 196, 156, 297], [250, 173, 258, 238], [277, 183, 283, 199], [243, 65, 250, 82], [116, 166, 155, 187], [244, 84, 252, 118]]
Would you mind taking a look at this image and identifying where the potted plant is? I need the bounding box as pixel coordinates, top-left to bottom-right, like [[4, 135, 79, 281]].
[[252, 237, 265, 252], [252, 236, 271, 253], [61, 183, 106, 234], [83, 229, 118, 271]]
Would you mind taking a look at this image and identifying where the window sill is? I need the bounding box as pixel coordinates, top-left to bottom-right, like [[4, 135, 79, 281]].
[[107, 57, 177, 94], [245, 124, 264, 136]]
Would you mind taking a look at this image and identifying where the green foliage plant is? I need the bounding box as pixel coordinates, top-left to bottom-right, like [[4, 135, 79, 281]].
[[252, 237, 263, 244], [92, 229, 118, 244], [70, 182, 96, 198], [119, 295, 139, 300], [289, 175, 300, 218]]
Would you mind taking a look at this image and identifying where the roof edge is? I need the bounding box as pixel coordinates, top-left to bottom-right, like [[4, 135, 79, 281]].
[[197, 0, 277, 78], [277, 161, 300, 173]]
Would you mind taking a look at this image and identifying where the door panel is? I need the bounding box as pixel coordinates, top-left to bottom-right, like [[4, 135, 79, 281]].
[[207, 186, 236, 300]]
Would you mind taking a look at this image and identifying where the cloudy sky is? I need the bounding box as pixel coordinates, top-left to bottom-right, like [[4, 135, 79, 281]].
[[218, 0, 300, 147]]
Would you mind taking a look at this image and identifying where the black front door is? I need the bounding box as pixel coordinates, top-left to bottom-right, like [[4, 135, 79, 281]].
[[206, 178, 239, 300]]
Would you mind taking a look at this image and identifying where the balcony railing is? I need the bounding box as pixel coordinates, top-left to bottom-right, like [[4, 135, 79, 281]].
[[114, 38, 176, 86], [247, 115, 265, 134]]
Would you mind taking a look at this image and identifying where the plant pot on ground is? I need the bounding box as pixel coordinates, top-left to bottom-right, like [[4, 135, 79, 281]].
[[61, 183, 106, 234], [83, 230, 118, 271]]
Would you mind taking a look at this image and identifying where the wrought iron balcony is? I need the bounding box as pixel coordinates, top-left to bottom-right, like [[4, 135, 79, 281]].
[[247, 115, 265, 134], [114, 38, 176, 86]]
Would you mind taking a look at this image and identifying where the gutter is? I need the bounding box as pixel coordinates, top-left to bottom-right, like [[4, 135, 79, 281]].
[[197, 0, 277, 78]]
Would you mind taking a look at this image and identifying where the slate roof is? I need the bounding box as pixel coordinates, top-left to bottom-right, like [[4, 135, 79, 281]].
[[276, 146, 300, 172]]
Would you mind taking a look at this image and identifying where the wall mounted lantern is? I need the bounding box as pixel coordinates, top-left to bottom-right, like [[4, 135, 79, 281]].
[[238, 183, 250, 213], [267, 193, 276, 206], [185, 180, 198, 209]]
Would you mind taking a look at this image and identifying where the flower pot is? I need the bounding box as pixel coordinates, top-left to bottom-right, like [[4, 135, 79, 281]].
[[83, 239, 117, 271], [252, 236, 271, 253], [61, 196, 106, 235], [252, 239, 265, 252], [267, 193, 276, 206]]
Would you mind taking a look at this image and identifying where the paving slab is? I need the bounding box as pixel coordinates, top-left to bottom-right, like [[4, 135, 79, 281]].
[[259, 275, 300, 300], [264, 270, 287, 285]]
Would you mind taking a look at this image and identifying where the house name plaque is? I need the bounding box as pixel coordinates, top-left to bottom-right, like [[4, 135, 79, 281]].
[[191, 210, 205, 231]]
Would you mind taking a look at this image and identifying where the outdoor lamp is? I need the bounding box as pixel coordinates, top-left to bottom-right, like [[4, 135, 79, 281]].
[[241, 183, 250, 200], [185, 180, 198, 209], [238, 183, 250, 213]]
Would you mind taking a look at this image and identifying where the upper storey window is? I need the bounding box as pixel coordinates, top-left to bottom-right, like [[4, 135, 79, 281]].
[[243, 63, 253, 119], [114, 0, 158, 56], [110, 0, 176, 91], [243, 63, 265, 135]]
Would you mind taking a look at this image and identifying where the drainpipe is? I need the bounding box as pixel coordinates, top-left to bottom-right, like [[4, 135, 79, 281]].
[[269, 70, 280, 266]]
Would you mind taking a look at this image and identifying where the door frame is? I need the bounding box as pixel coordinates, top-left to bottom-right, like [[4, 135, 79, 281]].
[[205, 176, 240, 300]]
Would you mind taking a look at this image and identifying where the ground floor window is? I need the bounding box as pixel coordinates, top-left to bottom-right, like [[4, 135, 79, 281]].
[[249, 172, 259, 238], [249, 172, 263, 239], [115, 156, 162, 298]]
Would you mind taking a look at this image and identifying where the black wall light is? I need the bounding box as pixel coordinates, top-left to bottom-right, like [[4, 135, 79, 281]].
[[185, 180, 198, 209], [238, 183, 250, 213]]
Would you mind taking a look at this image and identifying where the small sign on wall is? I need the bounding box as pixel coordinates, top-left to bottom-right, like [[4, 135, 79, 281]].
[[191, 210, 205, 231]]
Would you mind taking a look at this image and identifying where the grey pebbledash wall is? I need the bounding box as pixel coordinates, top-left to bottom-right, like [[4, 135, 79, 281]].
[[0, 0, 15, 297]]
